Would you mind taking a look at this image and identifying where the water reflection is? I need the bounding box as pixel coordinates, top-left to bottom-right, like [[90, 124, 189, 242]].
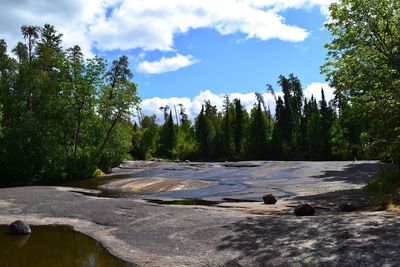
[[0, 225, 135, 267]]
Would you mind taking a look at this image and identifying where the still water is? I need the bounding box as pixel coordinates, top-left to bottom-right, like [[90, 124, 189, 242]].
[[0, 225, 135, 267]]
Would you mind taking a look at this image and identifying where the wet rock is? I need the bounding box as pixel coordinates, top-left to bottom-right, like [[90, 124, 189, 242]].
[[294, 203, 315, 216], [10, 220, 31, 235], [339, 203, 357, 212], [223, 162, 260, 168], [262, 194, 277, 204], [184, 160, 191, 163]]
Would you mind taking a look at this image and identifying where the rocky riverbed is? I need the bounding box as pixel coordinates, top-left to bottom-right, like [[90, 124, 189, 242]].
[[1, 160, 399, 266]]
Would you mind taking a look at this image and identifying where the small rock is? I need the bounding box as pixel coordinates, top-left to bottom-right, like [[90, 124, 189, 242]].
[[10, 220, 31, 235], [294, 203, 315, 216], [185, 160, 191, 163], [339, 203, 357, 212], [262, 194, 277, 204]]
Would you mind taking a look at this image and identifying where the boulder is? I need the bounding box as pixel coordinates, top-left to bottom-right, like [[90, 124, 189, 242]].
[[10, 220, 31, 235], [294, 203, 315, 216], [339, 203, 357, 212], [262, 194, 277, 204]]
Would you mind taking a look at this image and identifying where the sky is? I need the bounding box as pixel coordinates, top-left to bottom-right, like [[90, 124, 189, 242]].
[[0, 0, 336, 121]]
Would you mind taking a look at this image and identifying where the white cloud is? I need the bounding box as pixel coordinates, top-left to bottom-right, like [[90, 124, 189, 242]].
[[137, 54, 198, 74], [304, 82, 335, 101], [0, 0, 113, 57], [140, 97, 192, 123], [140, 90, 259, 122], [0, 0, 334, 56], [88, 0, 312, 52], [140, 83, 335, 122]]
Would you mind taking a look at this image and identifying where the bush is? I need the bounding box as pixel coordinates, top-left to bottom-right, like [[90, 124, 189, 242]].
[[366, 167, 400, 195]]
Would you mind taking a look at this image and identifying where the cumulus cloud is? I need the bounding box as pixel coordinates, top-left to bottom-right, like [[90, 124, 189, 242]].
[[139, 83, 334, 122], [304, 82, 335, 101], [137, 54, 198, 74], [247, 0, 334, 15], [0, 0, 112, 56], [88, 0, 311, 52], [0, 0, 334, 55], [140, 90, 256, 122]]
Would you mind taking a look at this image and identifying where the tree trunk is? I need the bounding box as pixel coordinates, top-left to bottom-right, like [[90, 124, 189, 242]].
[[98, 110, 122, 164]]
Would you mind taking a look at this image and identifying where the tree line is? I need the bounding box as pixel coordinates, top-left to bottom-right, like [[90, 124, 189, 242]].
[[1, 0, 399, 184], [132, 73, 368, 162], [0, 24, 139, 184], [133, 0, 400, 166]]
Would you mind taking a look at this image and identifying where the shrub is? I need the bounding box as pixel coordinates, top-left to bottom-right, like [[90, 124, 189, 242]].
[[366, 167, 400, 195]]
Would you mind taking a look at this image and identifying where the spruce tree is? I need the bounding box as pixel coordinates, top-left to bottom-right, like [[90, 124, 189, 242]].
[[248, 102, 268, 159], [233, 98, 245, 157], [158, 111, 176, 158]]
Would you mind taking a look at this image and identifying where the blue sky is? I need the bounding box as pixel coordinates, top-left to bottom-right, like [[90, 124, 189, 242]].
[[134, 7, 330, 99], [0, 0, 335, 120]]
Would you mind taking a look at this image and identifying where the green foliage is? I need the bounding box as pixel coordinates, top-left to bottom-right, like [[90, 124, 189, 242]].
[[98, 55, 138, 169], [130, 115, 159, 160], [366, 168, 400, 196], [232, 98, 246, 156], [99, 121, 134, 172], [330, 119, 352, 159], [247, 102, 269, 159], [194, 101, 219, 160], [0, 25, 139, 184], [319, 89, 335, 158], [322, 0, 400, 165], [173, 108, 197, 160], [131, 73, 369, 162], [220, 95, 235, 158], [158, 112, 176, 159], [307, 112, 322, 158], [173, 127, 198, 160]]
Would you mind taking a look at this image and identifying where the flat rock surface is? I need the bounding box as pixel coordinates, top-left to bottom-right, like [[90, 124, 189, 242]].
[[100, 177, 215, 193], [1, 160, 399, 266]]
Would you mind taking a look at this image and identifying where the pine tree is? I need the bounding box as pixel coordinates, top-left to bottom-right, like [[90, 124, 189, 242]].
[[319, 88, 335, 159], [174, 104, 196, 160], [305, 96, 322, 158], [221, 95, 234, 158], [248, 101, 268, 159], [195, 106, 209, 159], [271, 96, 285, 158], [158, 111, 176, 158], [233, 98, 245, 156]]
